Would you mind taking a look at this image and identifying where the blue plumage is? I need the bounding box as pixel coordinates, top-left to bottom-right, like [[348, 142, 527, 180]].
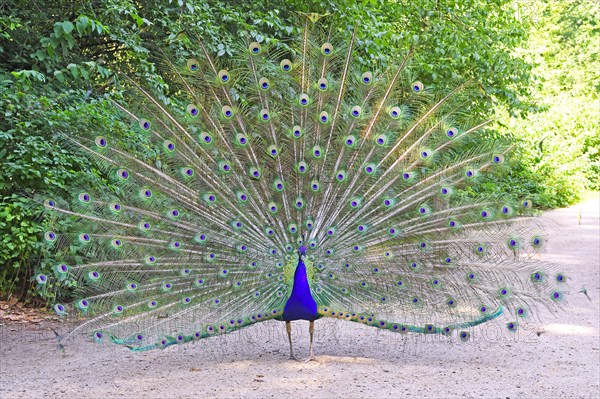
[[283, 247, 319, 322]]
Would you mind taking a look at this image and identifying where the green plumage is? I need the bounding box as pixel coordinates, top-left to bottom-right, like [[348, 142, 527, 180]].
[[37, 18, 564, 353]]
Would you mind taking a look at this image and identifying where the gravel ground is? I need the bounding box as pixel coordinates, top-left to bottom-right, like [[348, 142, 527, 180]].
[[1, 196, 599, 399]]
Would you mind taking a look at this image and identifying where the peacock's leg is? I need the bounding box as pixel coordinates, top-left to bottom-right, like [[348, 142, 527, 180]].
[[304, 320, 317, 362], [285, 321, 297, 360]]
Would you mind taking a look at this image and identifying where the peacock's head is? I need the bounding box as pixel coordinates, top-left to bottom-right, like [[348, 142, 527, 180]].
[[298, 245, 307, 255]]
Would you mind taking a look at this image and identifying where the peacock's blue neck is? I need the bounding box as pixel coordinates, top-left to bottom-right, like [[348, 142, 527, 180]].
[[282, 256, 318, 321]]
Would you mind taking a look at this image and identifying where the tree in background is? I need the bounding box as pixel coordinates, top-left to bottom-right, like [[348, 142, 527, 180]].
[[499, 0, 598, 207]]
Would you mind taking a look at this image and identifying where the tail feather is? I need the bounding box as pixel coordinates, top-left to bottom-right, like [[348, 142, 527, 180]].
[[36, 19, 565, 350]]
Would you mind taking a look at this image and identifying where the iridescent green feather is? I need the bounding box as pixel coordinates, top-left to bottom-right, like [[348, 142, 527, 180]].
[[38, 16, 564, 350]]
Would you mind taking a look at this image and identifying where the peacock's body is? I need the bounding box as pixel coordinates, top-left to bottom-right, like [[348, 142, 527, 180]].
[[38, 16, 565, 357]]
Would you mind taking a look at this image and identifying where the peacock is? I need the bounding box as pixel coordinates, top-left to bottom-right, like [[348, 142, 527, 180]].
[[36, 15, 565, 361]]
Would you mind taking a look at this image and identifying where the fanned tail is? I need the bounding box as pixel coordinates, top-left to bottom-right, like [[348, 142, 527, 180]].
[[36, 18, 565, 351]]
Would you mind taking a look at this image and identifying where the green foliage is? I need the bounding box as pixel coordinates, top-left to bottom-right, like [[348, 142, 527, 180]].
[[0, 196, 44, 295], [498, 0, 599, 205], [1, 0, 535, 113], [0, 78, 130, 299]]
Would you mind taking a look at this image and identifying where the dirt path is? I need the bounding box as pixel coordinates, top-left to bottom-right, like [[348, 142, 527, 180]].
[[1, 196, 599, 398]]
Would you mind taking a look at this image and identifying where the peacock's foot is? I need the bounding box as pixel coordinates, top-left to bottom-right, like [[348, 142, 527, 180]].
[[303, 354, 318, 363], [288, 353, 301, 361]]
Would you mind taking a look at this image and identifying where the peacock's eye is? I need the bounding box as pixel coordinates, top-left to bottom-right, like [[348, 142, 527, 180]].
[[321, 43, 333, 55], [249, 42, 261, 54], [187, 104, 199, 117], [280, 59, 292, 71], [361, 72, 373, 84], [218, 69, 230, 82], [317, 78, 328, 91], [259, 77, 269, 90], [412, 81, 424, 92], [187, 59, 200, 72]]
